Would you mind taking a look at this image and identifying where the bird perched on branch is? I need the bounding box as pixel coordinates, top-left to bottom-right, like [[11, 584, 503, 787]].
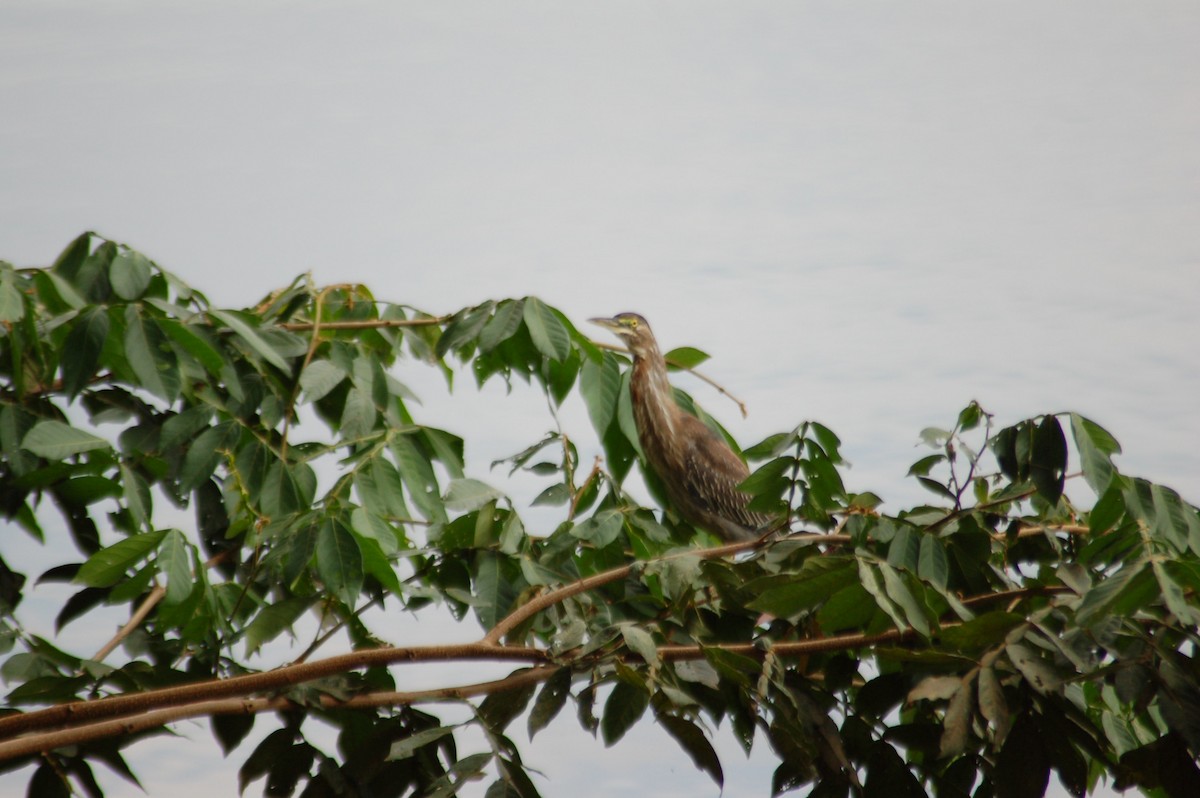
[[590, 313, 771, 542]]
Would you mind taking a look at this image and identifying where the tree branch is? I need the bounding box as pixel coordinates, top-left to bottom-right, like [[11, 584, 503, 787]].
[[0, 666, 561, 762], [0, 643, 545, 742]]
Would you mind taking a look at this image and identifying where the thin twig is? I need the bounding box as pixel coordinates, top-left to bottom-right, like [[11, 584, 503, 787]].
[[90, 586, 165, 664], [90, 551, 232, 665]]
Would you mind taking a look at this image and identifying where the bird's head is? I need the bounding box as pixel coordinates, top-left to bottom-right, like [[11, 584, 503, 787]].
[[589, 312, 659, 359]]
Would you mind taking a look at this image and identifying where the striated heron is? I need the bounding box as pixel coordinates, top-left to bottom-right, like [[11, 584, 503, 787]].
[[590, 313, 771, 542]]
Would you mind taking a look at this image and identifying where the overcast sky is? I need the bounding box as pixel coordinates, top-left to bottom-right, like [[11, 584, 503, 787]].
[[2, 2, 1198, 796]]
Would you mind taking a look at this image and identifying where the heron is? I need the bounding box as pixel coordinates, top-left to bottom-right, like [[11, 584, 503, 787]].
[[590, 313, 771, 542]]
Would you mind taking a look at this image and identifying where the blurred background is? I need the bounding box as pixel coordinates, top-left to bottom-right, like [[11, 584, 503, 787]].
[[2, 2, 1197, 795]]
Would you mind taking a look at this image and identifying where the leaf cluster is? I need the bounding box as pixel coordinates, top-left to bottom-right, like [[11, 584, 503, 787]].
[[1, 237, 1199, 797]]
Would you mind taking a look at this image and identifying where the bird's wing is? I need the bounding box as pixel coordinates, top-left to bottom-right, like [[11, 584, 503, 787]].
[[675, 414, 764, 527]]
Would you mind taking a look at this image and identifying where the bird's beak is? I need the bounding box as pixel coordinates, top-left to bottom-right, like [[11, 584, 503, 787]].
[[588, 316, 621, 331]]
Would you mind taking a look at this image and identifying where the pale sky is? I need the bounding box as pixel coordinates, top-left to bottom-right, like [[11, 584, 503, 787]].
[[2, 2, 1198, 796]]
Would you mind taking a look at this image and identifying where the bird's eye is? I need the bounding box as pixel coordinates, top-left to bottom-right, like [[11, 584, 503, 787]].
[[628, 318, 638, 329]]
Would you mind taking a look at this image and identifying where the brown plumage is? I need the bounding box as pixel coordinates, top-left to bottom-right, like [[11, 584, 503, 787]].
[[590, 313, 770, 542]]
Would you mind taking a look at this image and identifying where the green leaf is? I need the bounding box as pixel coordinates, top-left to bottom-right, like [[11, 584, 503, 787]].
[[389, 725, 458, 760], [356, 534, 403, 595], [157, 317, 226, 376], [354, 455, 409, 521], [620, 626, 660, 667], [580, 351, 621, 435], [747, 562, 858, 618], [120, 461, 152, 531], [663, 346, 710, 370], [209, 308, 291, 372], [857, 560, 907, 632], [1031, 415, 1067, 505], [601, 680, 648, 746], [299, 360, 347, 402], [444, 478, 504, 513], [658, 713, 724, 788], [571, 510, 624, 547], [76, 530, 167, 587], [478, 299, 525, 353], [879, 563, 930, 637], [212, 714, 256, 756], [1071, 413, 1121, 495], [61, 307, 110, 399], [939, 611, 1025, 652], [124, 305, 180, 402], [109, 250, 153, 300], [522, 297, 570, 361], [907, 453, 945, 477], [316, 520, 363, 607], [917, 534, 949, 589], [436, 302, 494, 357], [22, 420, 110, 459], [479, 677, 537, 732], [1075, 559, 1151, 627], [157, 529, 193, 605], [244, 597, 313, 656], [340, 385, 377, 440], [0, 267, 24, 322], [179, 422, 236, 493]]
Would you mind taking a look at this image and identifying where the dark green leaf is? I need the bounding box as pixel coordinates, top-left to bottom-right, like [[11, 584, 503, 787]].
[[659, 713, 724, 787], [994, 712, 1051, 798], [478, 676, 537, 732], [75, 530, 167, 587], [316, 520, 363, 607], [601, 680, 648, 746], [939, 612, 1025, 652], [157, 317, 226, 376], [157, 529, 194, 605], [436, 302, 494, 357], [528, 668, 572, 739], [1031, 415, 1067, 505], [61, 307, 109, 398], [212, 714, 255, 755], [747, 562, 858, 618], [244, 597, 313, 655], [124, 304, 180, 402], [209, 308, 291, 372]]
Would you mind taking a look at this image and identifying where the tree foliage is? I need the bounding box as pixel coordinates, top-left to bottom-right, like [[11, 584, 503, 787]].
[[1, 233, 1199, 797]]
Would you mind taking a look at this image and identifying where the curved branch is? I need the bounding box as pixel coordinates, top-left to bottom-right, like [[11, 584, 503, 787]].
[[0, 643, 544, 742], [0, 666, 560, 763]]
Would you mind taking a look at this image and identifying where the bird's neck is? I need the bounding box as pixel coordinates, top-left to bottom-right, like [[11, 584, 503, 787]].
[[630, 345, 680, 454]]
